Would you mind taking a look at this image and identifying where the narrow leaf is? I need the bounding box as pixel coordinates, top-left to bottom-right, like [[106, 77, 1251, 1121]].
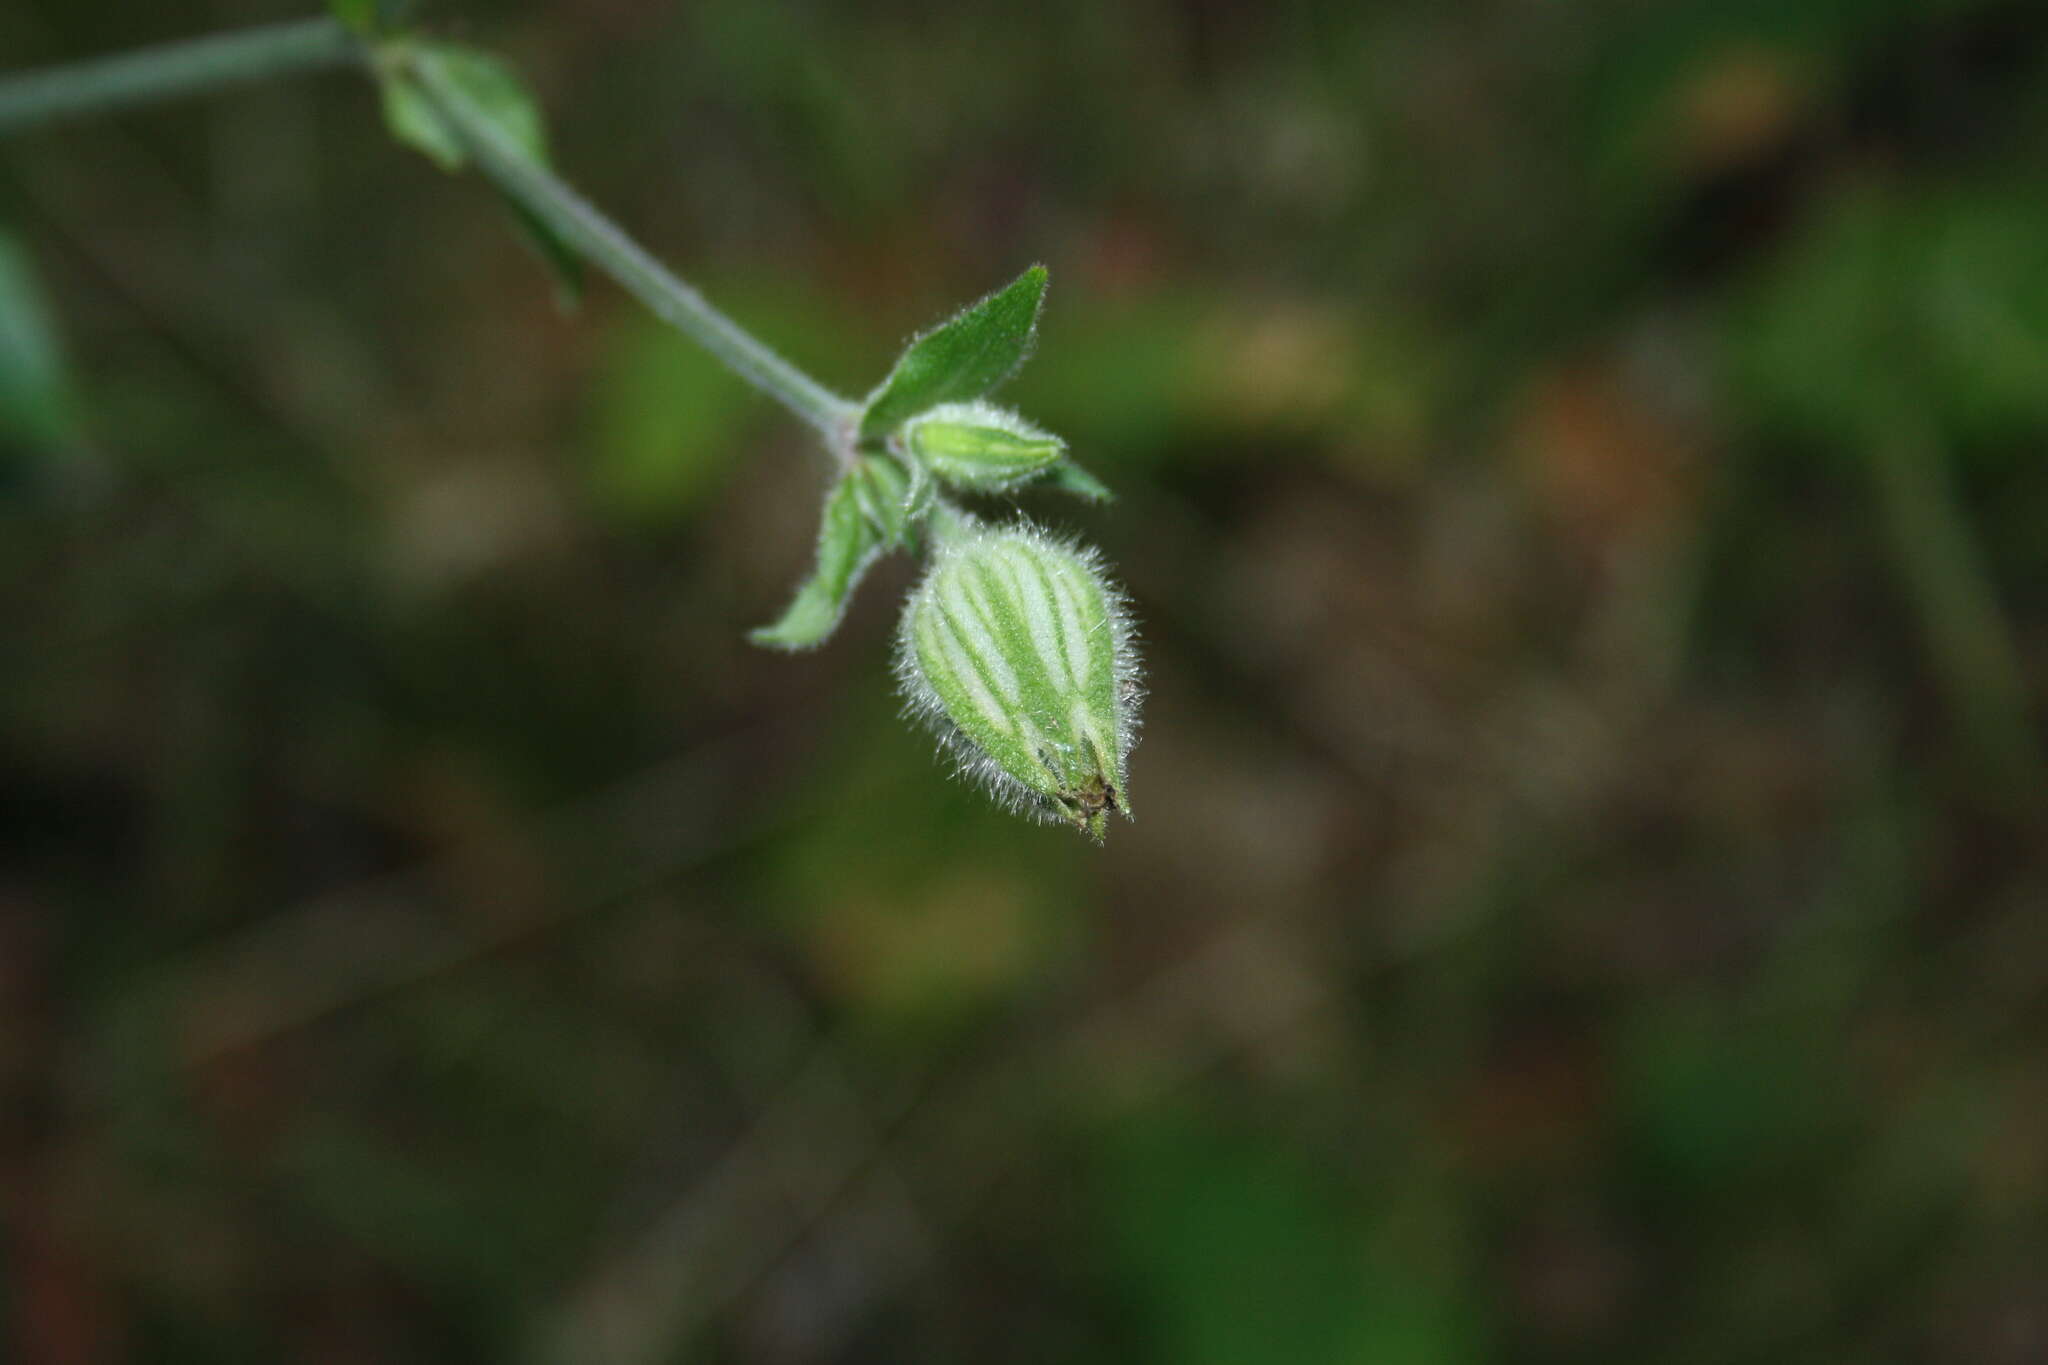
[[749, 457, 904, 650], [858, 265, 1047, 442], [421, 46, 584, 305], [378, 74, 464, 171], [419, 46, 547, 162], [1041, 460, 1114, 503], [378, 44, 584, 303], [498, 192, 586, 307]]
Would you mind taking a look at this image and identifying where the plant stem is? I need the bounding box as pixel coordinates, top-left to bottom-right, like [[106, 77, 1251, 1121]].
[[0, 18, 862, 449], [401, 50, 860, 445], [0, 18, 360, 135]]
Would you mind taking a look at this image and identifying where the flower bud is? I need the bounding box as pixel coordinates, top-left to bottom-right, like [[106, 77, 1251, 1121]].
[[902, 401, 1065, 492], [896, 518, 1140, 840]]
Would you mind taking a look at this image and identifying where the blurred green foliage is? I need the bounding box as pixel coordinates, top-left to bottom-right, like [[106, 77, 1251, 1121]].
[[586, 311, 757, 521], [0, 228, 78, 459], [1730, 182, 2048, 447], [3, 0, 2048, 1361]]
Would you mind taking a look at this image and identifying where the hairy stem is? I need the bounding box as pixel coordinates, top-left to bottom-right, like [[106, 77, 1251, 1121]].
[[400, 48, 859, 444], [0, 18, 360, 134]]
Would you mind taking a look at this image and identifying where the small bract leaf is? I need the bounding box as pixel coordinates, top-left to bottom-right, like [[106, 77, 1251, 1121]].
[[422, 46, 546, 159], [904, 400, 1065, 492], [749, 456, 905, 650], [896, 516, 1141, 840], [898, 452, 938, 533], [498, 192, 586, 307], [859, 266, 1047, 443], [424, 45, 584, 305], [847, 451, 923, 550], [379, 44, 584, 303], [378, 72, 464, 170], [1040, 460, 1114, 503]]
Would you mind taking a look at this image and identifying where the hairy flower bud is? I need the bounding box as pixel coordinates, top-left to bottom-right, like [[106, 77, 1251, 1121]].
[[896, 518, 1140, 840], [902, 401, 1065, 492]]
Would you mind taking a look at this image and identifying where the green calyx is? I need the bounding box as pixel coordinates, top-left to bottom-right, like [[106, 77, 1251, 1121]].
[[903, 401, 1065, 492], [895, 517, 1140, 841]]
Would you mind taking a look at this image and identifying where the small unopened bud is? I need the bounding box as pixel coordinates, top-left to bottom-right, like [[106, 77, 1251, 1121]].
[[896, 518, 1140, 840], [902, 401, 1065, 492]]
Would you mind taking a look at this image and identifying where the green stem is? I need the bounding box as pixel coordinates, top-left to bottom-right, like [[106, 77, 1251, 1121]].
[[0, 18, 862, 448], [0, 18, 360, 134], [400, 49, 859, 445]]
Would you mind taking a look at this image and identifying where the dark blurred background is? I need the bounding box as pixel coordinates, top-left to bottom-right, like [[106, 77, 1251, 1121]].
[[4, 0, 2048, 1360]]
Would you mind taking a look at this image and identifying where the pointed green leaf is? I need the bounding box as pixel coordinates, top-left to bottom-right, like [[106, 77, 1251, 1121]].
[[498, 192, 585, 308], [1041, 460, 1114, 503], [421, 46, 546, 160], [378, 44, 584, 303], [749, 457, 906, 650], [422, 46, 583, 306], [858, 265, 1047, 442], [378, 72, 464, 170]]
